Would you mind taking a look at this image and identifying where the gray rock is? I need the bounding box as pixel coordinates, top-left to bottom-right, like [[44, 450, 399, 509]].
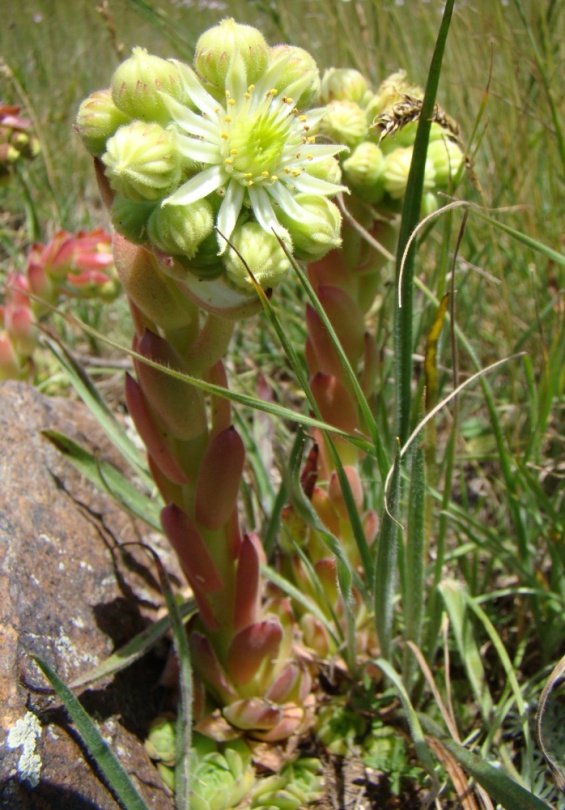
[[0, 381, 179, 809]]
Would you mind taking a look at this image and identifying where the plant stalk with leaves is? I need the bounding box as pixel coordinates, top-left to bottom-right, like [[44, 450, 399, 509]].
[[76, 18, 347, 745]]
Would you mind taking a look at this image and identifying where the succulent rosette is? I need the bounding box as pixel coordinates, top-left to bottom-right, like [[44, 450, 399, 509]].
[[76, 20, 346, 318]]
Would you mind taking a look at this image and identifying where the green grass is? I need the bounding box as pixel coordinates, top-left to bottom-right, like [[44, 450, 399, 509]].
[[2, 0, 565, 807]]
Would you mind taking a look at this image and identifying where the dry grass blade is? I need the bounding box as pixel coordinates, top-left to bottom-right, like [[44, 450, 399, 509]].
[[426, 736, 481, 810]]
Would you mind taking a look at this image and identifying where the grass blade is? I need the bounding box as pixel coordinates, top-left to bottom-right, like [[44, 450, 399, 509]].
[[375, 657, 440, 806], [44, 334, 153, 489], [418, 714, 551, 810], [394, 0, 456, 444], [33, 656, 150, 810], [42, 429, 162, 532], [439, 580, 493, 721], [68, 599, 196, 691], [374, 447, 402, 660]]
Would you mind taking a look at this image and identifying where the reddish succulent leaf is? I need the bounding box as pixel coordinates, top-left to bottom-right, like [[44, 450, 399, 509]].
[[226, 620, 282, 685]]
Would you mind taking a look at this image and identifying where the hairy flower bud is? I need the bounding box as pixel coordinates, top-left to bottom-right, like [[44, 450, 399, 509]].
[[382, 146, 435, 200], [103, 120, 182, 202], [320, 99, 368, 148], [320, 67, 369, 105], [111, 47, 189, 124], [426, 137, 464, 187], [194, 18, 270, 89], [342, 141, 385, 202], [223, 222, 291, 293], [277, 194, 341, 261], [305, 155, 342, 186], [367, 69, 420, 118], [75, 89, 131, 156], [269, 44, 320, 107], [111, 196, 156, 244], [147, 197, 215, 259]]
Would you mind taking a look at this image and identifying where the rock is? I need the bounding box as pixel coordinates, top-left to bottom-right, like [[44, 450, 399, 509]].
[[0, 380, 181, 809]]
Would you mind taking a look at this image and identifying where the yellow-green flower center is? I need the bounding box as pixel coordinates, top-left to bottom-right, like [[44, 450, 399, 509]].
[[223, 94, 291, 184]]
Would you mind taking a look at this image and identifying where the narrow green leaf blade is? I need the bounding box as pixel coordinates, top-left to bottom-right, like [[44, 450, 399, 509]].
[[33, 656, 150, 810], [42, 429, 162, 531]]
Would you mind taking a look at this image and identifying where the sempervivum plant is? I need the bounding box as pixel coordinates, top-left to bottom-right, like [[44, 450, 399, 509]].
[[76, 19, 346, 749], [76, 19, 345, 318]]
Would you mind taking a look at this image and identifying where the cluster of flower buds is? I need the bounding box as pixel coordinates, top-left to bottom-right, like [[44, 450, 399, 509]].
[[319, 68, 464, 216], [0, 102, 41, 182], [0, 228, 118, 381], [76, 19, 347, 319]]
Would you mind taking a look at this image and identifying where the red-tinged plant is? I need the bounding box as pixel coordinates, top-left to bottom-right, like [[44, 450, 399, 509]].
[[75, 18, 347, 745], [0, 228, 119, 381]]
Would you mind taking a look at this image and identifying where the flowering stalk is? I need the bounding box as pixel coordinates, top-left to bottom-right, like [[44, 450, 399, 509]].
[[76, 19, 348, 744]]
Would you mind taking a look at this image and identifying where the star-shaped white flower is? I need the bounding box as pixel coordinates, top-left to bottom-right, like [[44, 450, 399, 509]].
[[161, 51, 347, 251]]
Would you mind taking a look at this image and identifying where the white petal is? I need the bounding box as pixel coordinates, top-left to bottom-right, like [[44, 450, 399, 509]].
[[299, 143, 349, 162], [248, 186, 288, 238], [259, 50, 294, 95], [162, 95, 219, 140], [164, 165, 226, 206], [267, 182, 323, 223], [170, 59, 223, 121], [303, 108, 329, 129], [216, 180, 245, 248], [287, 172, 347, 195], [175, 132, 221, 163]]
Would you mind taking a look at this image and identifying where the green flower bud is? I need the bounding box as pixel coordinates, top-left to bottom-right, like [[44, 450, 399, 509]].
[[190, 231, 224, 273], [148, 197, 215, 259], [305, 155, 342, 186], [367, 69, 421, 118], [194, 18, 269, 90], [320, 99, 368, 148], [320, 67, 369, 105], [75, 88, 131, 156], [111, 47, 189, 124], [426, 137, 464, 187], [420, 192, 439, 219], [382, 146, 435, 200], [277, 194, 341, 261], [103, 121, 182, 202], [269, 45, 320, 107], [111, 196, 156, 244], [223, 221, 291, 293], [342, 141, 385, 202]]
